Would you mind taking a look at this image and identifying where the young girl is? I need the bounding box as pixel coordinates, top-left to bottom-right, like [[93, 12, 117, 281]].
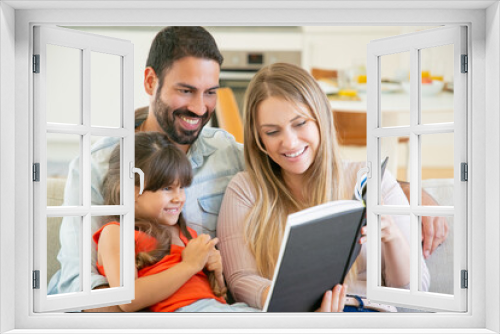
[[94, 132, 258, 312]]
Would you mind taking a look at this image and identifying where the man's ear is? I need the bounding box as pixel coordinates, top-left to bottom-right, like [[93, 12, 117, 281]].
[[144, 67, 158, 96]]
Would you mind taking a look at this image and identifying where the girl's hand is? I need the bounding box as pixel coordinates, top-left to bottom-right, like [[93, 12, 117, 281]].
[[181, 234, 218, 273], [359, 216, 403, 244], [205, 249, 226, 293], [317, 284, 347, 312]]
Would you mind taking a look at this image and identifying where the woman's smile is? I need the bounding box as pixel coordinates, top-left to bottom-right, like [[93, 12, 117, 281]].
[[282, 146, 308, 159]]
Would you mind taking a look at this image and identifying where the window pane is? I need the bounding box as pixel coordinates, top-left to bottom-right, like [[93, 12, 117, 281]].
[[420, 44, 454, 125], [90, 216, 122, 291], [379, 214, 411, 290], [382, 135, 410, 181], [91, 137, 121, 205], [420, 215, 454, 295], [47, 216, 82, 294], [380, 136, 410, 204], [380, 52, 410, 127], [47, 133, 80, 206], [91, 52, 121, 128], [421, 133, 454, 206], [46, 44, 81, 125]]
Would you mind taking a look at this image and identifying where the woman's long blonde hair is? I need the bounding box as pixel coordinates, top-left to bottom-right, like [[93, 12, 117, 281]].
[[243, 63, 351, 280]]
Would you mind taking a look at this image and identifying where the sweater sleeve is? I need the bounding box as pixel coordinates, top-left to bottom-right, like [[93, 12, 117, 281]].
[[380, 168, 431, 291], [343, 161, 430, 293], [217, 173, 271, 309]]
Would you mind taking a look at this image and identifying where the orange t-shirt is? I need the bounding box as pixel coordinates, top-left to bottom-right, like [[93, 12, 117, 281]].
[[93, 222, 226, 312]]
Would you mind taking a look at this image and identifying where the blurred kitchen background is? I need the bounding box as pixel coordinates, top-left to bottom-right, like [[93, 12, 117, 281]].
[[48, 26, 454, 183]]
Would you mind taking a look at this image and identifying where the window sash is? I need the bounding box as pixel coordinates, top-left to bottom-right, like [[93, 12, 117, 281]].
[[366, 25, 468, 312], [32, 25, 135, 312]]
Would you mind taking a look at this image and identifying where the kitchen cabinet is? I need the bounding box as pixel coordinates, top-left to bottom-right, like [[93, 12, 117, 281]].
[[207, 27, 303, 52]]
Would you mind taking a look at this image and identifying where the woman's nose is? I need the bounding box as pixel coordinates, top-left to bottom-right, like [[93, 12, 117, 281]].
[[281, 129, 299, 149]]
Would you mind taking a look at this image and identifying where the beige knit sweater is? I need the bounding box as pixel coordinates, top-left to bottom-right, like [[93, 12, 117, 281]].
[[217, 161, 430, 309]]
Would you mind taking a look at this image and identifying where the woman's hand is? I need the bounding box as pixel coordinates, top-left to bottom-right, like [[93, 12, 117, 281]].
[[317, 284, 347, 312], [181, 234, 218, 273]]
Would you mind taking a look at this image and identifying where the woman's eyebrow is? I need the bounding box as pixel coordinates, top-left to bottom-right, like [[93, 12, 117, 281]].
[[259, 123, 277, 129], [259, 115, 302, 128]]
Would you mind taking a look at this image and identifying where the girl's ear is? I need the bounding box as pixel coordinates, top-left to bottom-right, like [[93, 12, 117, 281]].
[[144, 67, 158, 97], [134, 186, 141, 202]]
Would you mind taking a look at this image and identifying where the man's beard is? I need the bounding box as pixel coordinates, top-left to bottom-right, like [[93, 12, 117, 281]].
[[153, 96, 211, 145]]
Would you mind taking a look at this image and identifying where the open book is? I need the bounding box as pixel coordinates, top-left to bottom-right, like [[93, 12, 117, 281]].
[[263, 158, 388, 312]]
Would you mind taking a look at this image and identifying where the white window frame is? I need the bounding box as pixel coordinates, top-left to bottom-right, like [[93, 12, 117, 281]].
[[1, 2, 499, 333], [32, 25, 136, 312]]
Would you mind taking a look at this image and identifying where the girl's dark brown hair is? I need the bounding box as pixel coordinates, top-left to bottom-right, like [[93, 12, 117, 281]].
[[102, 132, 226, 298]]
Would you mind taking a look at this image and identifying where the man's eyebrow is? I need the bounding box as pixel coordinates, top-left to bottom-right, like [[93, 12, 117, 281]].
[[175, 83, 220, 91], [259, 115, 302, 128], [176, 83, 197, 90]]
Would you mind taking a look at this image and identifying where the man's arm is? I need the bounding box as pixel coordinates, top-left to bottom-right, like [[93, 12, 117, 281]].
[[398, 181, 449, 259], [48, 139, 117, 295]]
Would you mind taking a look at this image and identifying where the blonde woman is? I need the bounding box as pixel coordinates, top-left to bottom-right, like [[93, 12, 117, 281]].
[[217, 63, 429, 311]]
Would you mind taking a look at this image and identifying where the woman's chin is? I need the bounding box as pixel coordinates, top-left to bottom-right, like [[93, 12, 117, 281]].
[[282, 165, 311, 178], [277, 155, 313, 176]]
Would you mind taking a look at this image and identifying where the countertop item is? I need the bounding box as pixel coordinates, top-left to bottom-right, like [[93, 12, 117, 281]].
[[330, 91, 453, 114]]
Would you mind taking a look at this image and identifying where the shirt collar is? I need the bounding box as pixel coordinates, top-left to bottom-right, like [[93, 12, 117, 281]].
[[187, 130, 217, 169]]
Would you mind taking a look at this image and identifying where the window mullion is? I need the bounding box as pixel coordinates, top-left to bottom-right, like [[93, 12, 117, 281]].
[[372, 205, 454, 216], [81, 47, 92, 295], [409, 47, 420, 294], [46, 123, 130, 137], [373, 123, 454, 138], [122, 49, 135, 294]]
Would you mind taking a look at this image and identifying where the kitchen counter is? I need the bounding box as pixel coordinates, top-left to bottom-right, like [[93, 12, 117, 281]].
[[330, 91, 453, 114]]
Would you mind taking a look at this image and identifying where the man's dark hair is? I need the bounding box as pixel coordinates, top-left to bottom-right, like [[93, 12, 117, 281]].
[[146, 26, 223, 87]]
